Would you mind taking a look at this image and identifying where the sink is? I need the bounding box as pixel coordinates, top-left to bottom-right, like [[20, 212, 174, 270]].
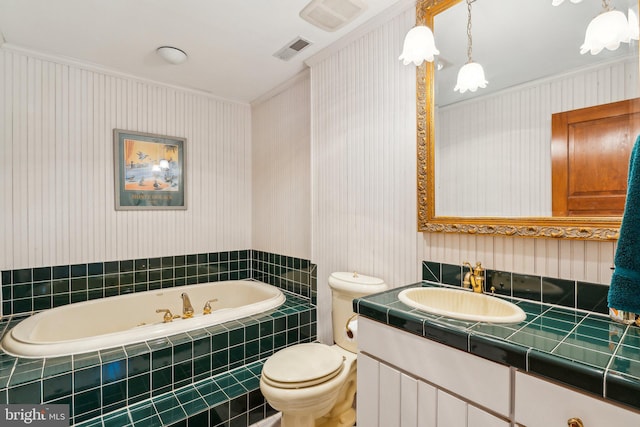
[[398, 287, 526, 324]]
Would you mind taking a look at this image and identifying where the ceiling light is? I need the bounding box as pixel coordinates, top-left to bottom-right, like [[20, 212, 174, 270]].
[[398, 25, 439, 66], [454, 0, 487, 93], [580, 2, 635, 55], [156, 46, 188, 64], [551, 0, 583, 6]]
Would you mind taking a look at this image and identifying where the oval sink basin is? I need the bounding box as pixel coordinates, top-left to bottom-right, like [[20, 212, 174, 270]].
[[398, 287, 526, 324]]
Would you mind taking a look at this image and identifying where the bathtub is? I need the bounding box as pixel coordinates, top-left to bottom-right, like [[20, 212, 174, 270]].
[[1, 280, 285, 358]]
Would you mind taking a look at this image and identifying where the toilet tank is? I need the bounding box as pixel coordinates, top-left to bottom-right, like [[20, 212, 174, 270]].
[[329, 272, 387, 353]]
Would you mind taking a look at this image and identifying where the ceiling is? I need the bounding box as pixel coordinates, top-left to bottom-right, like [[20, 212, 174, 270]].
[[0, 0, 402, 103], [434, 0, 639, 106]]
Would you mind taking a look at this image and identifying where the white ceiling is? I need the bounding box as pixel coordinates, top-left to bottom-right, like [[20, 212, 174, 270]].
[[435, 0, 639, 106], [0, 0, 402, 103]]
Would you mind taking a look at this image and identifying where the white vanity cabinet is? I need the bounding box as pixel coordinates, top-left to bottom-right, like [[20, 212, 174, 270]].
[[357, 317, 510, 427], [514, 371, 640, 426], [357, 316, 640, 427]]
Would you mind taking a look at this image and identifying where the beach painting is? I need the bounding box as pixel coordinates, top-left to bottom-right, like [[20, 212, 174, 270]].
[[114, 129, 186, 210]]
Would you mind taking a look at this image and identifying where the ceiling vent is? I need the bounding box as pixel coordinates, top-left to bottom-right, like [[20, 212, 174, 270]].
[[300, 0, 368, 32], [273, 36, 313, 61]]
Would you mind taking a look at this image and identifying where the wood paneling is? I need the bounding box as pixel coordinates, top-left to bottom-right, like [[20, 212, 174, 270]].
[[251, 73, 311, 260], [0, 47, 252, 270]]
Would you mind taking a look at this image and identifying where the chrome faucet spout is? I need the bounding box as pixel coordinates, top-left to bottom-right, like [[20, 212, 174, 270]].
[[181, 292, 194, 318]]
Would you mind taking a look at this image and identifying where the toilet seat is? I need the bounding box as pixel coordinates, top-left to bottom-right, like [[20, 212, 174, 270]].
[[262, 343, 345, 389]]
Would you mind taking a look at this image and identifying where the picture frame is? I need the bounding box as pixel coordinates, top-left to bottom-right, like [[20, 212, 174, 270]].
[[113, 129, 187, 210]]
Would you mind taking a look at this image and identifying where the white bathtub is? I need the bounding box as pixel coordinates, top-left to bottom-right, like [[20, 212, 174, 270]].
[[1, 280, 285, 358]]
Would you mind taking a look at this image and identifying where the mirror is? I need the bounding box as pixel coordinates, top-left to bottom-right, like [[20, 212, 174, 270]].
[[417, 0, 639, 240]]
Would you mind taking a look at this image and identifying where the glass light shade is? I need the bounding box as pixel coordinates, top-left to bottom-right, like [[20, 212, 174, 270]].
[[156, 46, 188, 64], [399, 26, 439, 66], [159, 159, 170, 169], [552, 0, 583, 6], [454, 62, 488, 93], [580, 10, 632, 55]]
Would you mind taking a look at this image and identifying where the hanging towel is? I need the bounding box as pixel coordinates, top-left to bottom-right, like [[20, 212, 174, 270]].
[[608, 134, 640, 314]]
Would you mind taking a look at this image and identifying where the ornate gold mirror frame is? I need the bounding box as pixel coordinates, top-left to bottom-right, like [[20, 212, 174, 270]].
[[416, 0, 624, 241]]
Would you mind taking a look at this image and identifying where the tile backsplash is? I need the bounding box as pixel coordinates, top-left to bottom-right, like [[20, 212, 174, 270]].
[[1, 250, 316, 317], [423, 261, 609, 315]]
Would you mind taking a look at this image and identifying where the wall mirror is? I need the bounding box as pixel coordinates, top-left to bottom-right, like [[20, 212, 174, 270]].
[[417, 0, 639, 240]]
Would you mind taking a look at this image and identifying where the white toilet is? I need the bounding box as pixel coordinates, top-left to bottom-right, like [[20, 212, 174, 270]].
[[260, 272, 387, 427]]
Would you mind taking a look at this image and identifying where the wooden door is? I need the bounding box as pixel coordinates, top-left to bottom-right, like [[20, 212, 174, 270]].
[[551, 98, 640, 216]]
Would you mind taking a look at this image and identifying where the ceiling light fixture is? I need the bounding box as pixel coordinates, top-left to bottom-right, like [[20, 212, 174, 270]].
[[398, 25, 439, 66], [551, 0, 583, 6], [454, 0, 487, 94], [580, 0, 639, 55], [156, 46, 188, 64]]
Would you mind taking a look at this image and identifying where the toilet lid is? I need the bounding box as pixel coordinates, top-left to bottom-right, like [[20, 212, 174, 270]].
[[262, 343, 344, 388]]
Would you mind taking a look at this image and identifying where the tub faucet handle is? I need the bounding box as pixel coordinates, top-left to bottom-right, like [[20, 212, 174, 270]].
[[156, 308, 179, 323], [203, 299, 219, 315]]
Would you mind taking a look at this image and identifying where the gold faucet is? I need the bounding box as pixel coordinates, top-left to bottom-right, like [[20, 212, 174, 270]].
[[181, 292, 194, 318], [203, 299, 218, 315], [463, 261, 485, 293], [156, 308, 179, 323]]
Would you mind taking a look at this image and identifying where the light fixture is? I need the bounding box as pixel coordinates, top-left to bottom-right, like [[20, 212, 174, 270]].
[[156, 46, 188, 64], [551, 0, 583, 6], [159, 159, 170, 169], [454, 0, 487, 93], [398, 25, 439, 66], [580, 1, 639, 55]]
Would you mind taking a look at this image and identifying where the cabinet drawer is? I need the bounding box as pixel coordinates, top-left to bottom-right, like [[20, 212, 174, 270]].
[[515, 371, 640, 426]]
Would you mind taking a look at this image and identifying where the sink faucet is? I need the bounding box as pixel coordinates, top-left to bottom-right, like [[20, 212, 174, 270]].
[[463, 261, 485, 293], [181, 292, 194, 318]]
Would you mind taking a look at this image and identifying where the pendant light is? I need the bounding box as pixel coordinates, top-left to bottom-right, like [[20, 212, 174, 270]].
[[398, 25, 439, 66], [580, 0, 639, 55], [454, 0, 488, 93]]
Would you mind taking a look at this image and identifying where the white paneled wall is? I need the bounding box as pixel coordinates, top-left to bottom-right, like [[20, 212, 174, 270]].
[[309, 6, 617, 344], [252, 72, 311, 259], [436, 57, 638, 217], [310, 8, 420, 343], [0, 47, 252, 270]]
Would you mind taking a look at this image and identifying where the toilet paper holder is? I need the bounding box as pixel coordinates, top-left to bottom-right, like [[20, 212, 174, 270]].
[[345, 313, 358, 339]]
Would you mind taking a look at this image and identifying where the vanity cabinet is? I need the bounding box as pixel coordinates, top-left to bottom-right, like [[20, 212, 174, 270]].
[[357, 316, 640, 427], [514, 371, 640, 426], [357, 317, 510, 427]]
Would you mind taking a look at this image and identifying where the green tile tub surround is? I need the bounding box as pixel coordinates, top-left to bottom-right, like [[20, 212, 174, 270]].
[[354, 281, 640, 412], [421, 261, 610, 314], [0, 291, 315, 425], [1, 250, 316, 316]]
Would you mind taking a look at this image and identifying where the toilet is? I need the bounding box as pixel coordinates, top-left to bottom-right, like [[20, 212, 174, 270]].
[[260, 272, 387, 427]]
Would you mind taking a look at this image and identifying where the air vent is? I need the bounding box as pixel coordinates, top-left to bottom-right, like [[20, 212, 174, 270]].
[[300, 0, 368, 32], [273, 37, 312, 61]]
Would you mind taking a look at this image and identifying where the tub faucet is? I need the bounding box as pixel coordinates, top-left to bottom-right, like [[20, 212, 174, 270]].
[[463, 261, 485, 293], [181, 292, 194, 318]]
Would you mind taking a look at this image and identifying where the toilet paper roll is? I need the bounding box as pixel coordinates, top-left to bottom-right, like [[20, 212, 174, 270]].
[[346, 318, 358, 341]]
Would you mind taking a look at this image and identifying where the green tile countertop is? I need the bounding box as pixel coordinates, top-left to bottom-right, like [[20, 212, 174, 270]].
[[354, 281, 640, 412]]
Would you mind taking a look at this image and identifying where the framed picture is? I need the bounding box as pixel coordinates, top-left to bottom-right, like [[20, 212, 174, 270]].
[[113, 129, 186, 210]]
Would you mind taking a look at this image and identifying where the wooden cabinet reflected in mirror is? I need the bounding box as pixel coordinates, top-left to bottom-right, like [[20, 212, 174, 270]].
[[551, 98, 640, 217]]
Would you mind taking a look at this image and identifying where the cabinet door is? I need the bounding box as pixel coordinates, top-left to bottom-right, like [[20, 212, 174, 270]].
[[468, 405, 510, 427], [515, 372, 640, 426], [379, 363, 402, 427], [357, 353, 379, 427], [401, 374, 418, 427], [437, 390, 467, 427], [417, 381, 437, 427]]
